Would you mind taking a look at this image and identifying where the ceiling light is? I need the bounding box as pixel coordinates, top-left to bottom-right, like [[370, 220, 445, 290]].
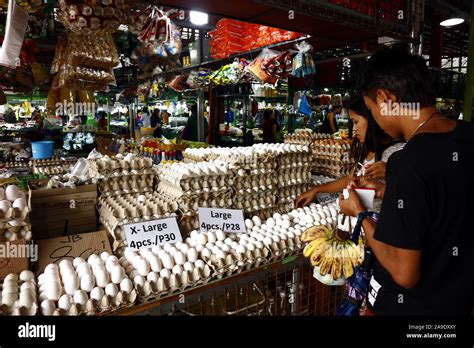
[[190, 11, 209, 25], [440, 18, 464, 27]]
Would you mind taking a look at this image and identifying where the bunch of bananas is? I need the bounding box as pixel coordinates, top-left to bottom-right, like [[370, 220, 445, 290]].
[[302, 226, 364, 280]]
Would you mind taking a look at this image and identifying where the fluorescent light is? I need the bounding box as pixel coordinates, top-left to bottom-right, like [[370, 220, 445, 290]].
[[440, 18, 464, 27], [190, 11, 208, 25]]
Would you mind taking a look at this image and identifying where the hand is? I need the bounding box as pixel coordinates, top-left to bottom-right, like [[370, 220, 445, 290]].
[[364, 161, 386, 180], [339, 189, 367, 217], [295, 188, 318, 208], [352, 176, 386, 199]]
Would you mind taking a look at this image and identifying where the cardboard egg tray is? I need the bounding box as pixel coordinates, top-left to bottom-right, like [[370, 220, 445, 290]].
[[157, 179, 232, 197], [0, 222, 32, 243], [0, 279, 38, 316], [98, 173, 156, 196], [88, 157, 154, 177]]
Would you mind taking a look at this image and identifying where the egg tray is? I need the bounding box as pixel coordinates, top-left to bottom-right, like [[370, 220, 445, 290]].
[[178, 214, 201, 234], [0, 279, 38, 316], [33, 165, 73, 176], [135, 266, 213, 304], [88, 157, 154, 177], [243, 208, 276, 221], [275, 153, 312, 167], [98, 174, 155, 195], [0, 204, 30, 222], [4, 161, 30, 169], [157, 180, 232, 198], [176, 194, 234, 217], [157, 163, 233, 181], [277, 184, 312, 203], [233, 198, 277, 213], [0, 222, 32, 243], [276, 176, 312, 189], [158, 175, 233, 192], [233, 174, 278, 187]]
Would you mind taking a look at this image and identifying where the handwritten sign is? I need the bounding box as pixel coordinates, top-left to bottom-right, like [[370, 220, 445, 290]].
[[124, 217, 182, 251], [37, 230, 112, 272], [198, 207, 245, 233]]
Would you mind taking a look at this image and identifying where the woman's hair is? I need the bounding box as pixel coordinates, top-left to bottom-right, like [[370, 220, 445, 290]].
[[349, 96, 388, 163]]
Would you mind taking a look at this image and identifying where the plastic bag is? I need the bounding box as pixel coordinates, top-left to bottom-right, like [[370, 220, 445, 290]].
[[246, 48, 279, 85], [298, 92, 312, 116]]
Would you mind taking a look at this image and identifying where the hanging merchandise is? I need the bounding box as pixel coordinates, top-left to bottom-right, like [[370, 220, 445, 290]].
[[210, 59, 249, 86], [260, 50, 293, 80], [167, 75, 189, 92], [57, 0, 131, 34], [128, 6, 171, 44], [292, 41, 316, 78], [0, 0, 29, 69], [246, 48, 280, 85], [298, 91, 313, 116]]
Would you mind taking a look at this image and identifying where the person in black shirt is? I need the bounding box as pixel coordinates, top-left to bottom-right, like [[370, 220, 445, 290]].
[[339, 44, 474, 316]]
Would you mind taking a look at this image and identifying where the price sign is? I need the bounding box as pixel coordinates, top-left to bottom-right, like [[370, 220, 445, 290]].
[[124, 217, 182, 251], [198, 207, 245, 233]]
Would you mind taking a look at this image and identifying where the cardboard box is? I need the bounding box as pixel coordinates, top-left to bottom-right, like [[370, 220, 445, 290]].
[[37, 230, 112, 273], [0, 240, 30, 280]]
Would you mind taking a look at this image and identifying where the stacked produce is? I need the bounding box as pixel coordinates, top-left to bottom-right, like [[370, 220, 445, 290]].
[[30, 158, 77, 176], [120, 244, 212, 302], [0, 184, 31, 243], [0, 271, 37, 315], [37, 255, 137, 316], [312, 135, 353, 178], [210, 59, 249, 86], [155, 161, 234, 234], [284, 129, 318, 145]]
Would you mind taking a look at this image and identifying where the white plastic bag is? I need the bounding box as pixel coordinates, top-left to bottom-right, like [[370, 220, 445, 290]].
[[0, 0, 29, 68]]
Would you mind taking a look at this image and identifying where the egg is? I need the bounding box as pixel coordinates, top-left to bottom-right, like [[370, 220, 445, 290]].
[[87, 253, 100, 264], [266, 218, 276, 228], [173, 251, 186, 266], [187, 248, 198, 262], [137, 195, 146, 204], [12, 198, 27, 211], [320, 219, 327, 226], [215, 250, 226, 260], [63, 274, 79, 295], [172, 265, 184, 275], [94, 269, 109, 288], [168, 247, 178, 256], [1, 292, 16, 307], [19, 292, 35, 308], [80, 274, 96, 292], [45, 281, 62, 301], [205, 242, 214, 250], [304, 215, 315, 225], [159, 268, 171, 279], [195, 245, 204, 253], [245, 219, 254, 229], [160, 253, 174, 270], [133, 275, 146, 287], [190, 230, 199, 241], [221, 244, 231, 253], [111, 265, 126, 284], [215, 230, 226, 241], [194, 260, 205, 269], [197, 233, 208, 245], [105, 283, 118, 297], [0, 200, 11, 213], [120, 278, 133, 294], [136, 259, 150, 277], [41, 300, 56, 316], [5, 185, 19, 202], [163, 244, 173, 252], [255, 241, 264, 249], [179, 243, 189, 254], [252, 216, 262, 226], [19, 270, 34, 282], [90, 287, 104, 302], [73, 290, 88, 306], [73, 257, 86, 268], [281, 219, 291, 229], [76, 263, 91, 278], [207, 231, 217, 243], [149, 256, 162, 272], [151, 245, 162, 254], [236, 245, 247, 254], [246, 243, 256, 252], [20, 281, 35, 293], [183, 261, 194, 272], [100, 252, 111, 262], [58, 294, 72, 311]]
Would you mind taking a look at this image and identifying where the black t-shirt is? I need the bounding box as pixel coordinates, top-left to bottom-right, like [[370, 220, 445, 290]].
[[368, 121, 474, 316]]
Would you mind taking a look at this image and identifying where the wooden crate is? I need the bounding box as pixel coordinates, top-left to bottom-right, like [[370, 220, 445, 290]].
[[30, 184, 98, 240]]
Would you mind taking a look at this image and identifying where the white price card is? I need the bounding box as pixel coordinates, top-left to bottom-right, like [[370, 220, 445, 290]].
[[124, 217, 182, 251], [316, 192, 339, 205], [198, 207, 246, 233]]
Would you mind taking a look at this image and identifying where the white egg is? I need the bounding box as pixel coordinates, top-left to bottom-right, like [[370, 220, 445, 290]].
[[151, 245, 162, 254], [245, 219, 254, 229], [57, 294, 72, 311], [157, 250, 168, 259], [194, 260, 205, 269], [19, 291, 35, 308], [41, 299, 56, 316], [326, 217, 333, 224], [183, 261, 194, 272], [100, 252, 111, 262], [12, 198, 27, 210], [173, 251, 186, 266], [239, 239, 248, 246], [73, 257, 86, 268], [246, 243, 256, 252], [120, 278, 133, 294], [168, 247, 178, 255], [293, 217, 300, 224], [197, 233, 208, 245], [80, 273, 95, 292], [94, 268, 109, 288], [87, 253, 100, 264], [159, 269, 171, 279], [73, 290, 88, 306], [136, 259, 150, 277], [105, 283, 118, 297], [263, 237, 273, 246], [45, 281, 62, 301], [63, 274, 79, 295], [252, 216, 262, 226], [304, 215, 315, 225], [255, 241, 264, 249], [236, 245, 247, 254], [220, 244, 230, 253], [19, 270, 34, 282], [216, 230, 226, 241], [266, 218, 276, 228], [187, 248, 198, 262], [190, 230, 200, 241], [179, 243, 189, 254], [160, 253, 174, 270], [163, 244, 173, 252], [111, 265, 126, 284], [0, 200, 11, 212], [20, 281, 35, 293], [281, 219, 291, 229], [195, 245, 204, 253], [215, 250, 226, 260], [5, 185, 19, 202], [320, 219, 327, 226], [133, 275, 146, 287], [147, 272, 160, 283], [90, 287, 104, 301], [207, 231, 217, 243], [149, 256, 162, 272], [205, 242, 214, 250], [172, 264, 184, 275]]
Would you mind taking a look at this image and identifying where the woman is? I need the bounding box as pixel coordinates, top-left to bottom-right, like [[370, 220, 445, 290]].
[[295, 96, 404, 208], [150, 109, 163, 138], [262, 109, 278, 143], [140, 107, 151, 128], [320, 105, 340, 134]]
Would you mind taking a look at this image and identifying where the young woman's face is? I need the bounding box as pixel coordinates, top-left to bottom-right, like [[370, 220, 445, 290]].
[[350, 110, 368, 144]]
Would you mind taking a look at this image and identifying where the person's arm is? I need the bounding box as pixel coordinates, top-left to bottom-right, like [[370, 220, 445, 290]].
[[339, 191, 421, 288], [295, 173, 352, 207], [364, 161, 387, 180], [329, 113, 337, 133]]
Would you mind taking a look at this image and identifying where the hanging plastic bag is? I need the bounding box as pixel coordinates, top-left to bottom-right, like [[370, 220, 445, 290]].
[[246, 48, 279, 85], [298, 91, 312, 116], [0, 0, 29, 68]]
